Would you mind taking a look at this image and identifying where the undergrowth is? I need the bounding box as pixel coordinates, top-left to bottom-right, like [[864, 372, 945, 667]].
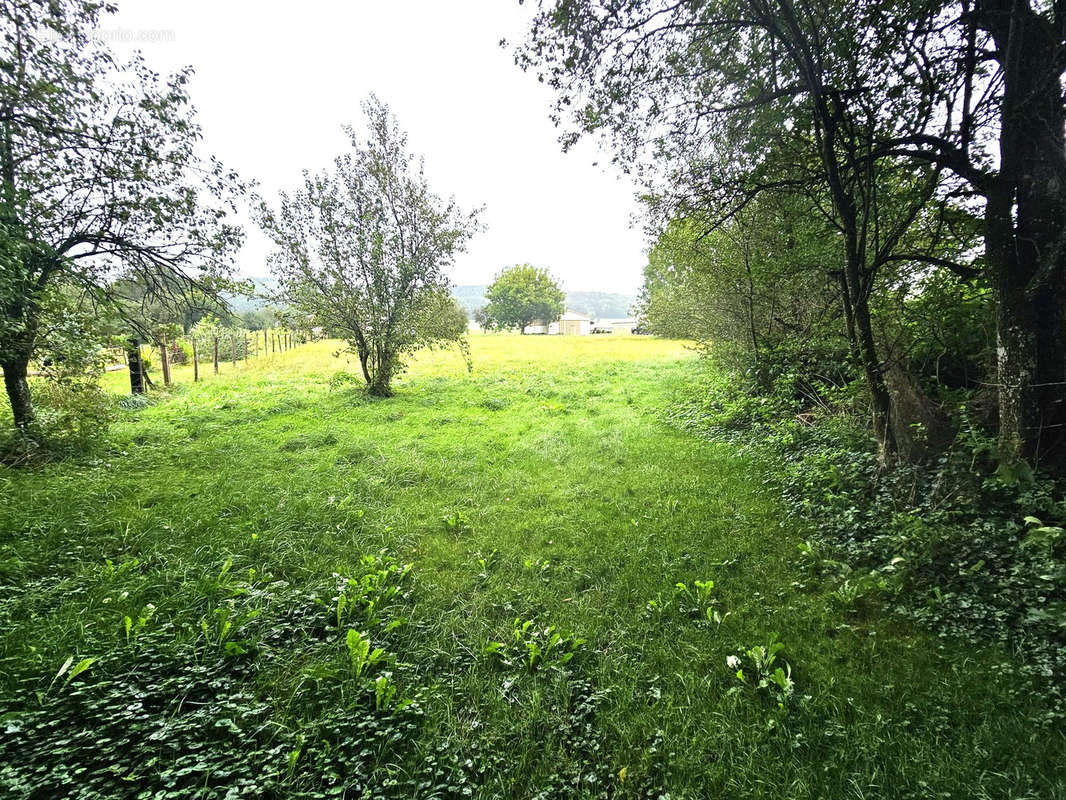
[[666, 365, 1066, 725], [0, 552, 427, 798]]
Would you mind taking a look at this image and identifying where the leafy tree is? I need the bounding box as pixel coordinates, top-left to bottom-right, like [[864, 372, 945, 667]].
[[436, 295, 470, 340], [0, 0, 243, 434], [523, 0, 1066, 469], [258, 97, 479, 396], [103, 275, 236, 337], [869, 0, 1066, 468], [482, 264, 565, 334], [641, 195, 845, 380], [188, 316, 248, 362], [520, 0, 980, 460], [239, 308, 283, 331]]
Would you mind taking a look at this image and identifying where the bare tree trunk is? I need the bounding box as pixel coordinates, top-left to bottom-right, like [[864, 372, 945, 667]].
[[2, 356, 33, 431], [851, 288, 897, 457], [160, 336, 171, 387], [358, 349, 371, 385], [741, 241, 763, 385], [837, 247, 897, 458], [368, 367, 393, 397], [367, 346, 393, 396], [809, 73, 899, 460]]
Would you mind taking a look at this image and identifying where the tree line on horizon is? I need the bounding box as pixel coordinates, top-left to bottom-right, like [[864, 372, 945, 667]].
[[451, 284, 636, 321]]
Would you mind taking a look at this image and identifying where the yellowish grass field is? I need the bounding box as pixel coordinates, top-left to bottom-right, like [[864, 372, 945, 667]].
[[99, 332, 695, 396]]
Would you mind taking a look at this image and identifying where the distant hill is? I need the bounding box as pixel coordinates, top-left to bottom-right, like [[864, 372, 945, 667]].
[[451, 285, 488, 315], [564, 291, 636, 319], [232, 279, 635, 320], [451, 285, 635, 320], [226, 276, 279, 313]]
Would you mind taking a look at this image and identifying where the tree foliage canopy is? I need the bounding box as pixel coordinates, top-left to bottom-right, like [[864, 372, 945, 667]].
[[521, 0, 1065, 469], [0, 0, 244, 434], [482, 264, 565, 333]]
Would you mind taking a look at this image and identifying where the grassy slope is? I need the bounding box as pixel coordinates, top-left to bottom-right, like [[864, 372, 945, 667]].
[[1, 335, 1062, 798]]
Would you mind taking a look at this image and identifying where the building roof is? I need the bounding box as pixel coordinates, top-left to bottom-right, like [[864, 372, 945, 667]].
[[610, 317, 638, 325], [559, 310, 592, 321]]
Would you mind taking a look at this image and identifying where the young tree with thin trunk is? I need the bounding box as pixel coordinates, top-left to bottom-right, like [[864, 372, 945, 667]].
[[258, 97, 480, 397], [0, 0, 244, 436]]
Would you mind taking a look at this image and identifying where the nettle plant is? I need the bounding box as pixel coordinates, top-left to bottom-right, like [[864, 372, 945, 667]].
[[727, 633, 796, 710], [485, 618, 586, 673]]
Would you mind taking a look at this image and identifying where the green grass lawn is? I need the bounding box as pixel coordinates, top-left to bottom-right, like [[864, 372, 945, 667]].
[[1, 335, 1062, 798]]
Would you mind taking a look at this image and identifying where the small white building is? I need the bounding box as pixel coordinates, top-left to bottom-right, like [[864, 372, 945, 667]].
[[523, 310, 592, 335], [556, 310, 592, 336], [609, 317, 639, 335]]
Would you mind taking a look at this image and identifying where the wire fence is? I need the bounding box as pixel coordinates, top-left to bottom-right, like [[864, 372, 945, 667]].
[[119, 329, 312, 394]]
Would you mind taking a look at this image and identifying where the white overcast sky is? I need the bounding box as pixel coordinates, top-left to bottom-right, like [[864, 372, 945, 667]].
[[105, 1, 649, 295]]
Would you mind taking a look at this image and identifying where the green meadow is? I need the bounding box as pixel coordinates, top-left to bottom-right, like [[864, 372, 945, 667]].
[[1, 335, 1061, 798]]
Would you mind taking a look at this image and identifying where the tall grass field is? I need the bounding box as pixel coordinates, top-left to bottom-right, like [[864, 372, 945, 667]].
[[0, 334, 1061, 798]]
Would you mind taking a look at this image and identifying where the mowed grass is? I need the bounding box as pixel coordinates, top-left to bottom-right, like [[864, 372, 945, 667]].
[[0, 334, 1062, 798]]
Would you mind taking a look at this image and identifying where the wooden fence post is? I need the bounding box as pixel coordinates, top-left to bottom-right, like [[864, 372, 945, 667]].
[[192, 338, 199, 382], [127, 337, 145, 394], [213, 336, 219, 374], [160, 335, 171, 387]]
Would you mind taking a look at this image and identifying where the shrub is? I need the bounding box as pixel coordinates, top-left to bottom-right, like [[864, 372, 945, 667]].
[[2, 380, 115, 463]]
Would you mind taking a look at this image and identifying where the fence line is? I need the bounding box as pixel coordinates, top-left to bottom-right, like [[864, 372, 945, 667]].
[[120, 328, 313, 395]]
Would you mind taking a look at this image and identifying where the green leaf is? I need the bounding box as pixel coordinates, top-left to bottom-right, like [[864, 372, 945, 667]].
[[64, 658, 95, 686]]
